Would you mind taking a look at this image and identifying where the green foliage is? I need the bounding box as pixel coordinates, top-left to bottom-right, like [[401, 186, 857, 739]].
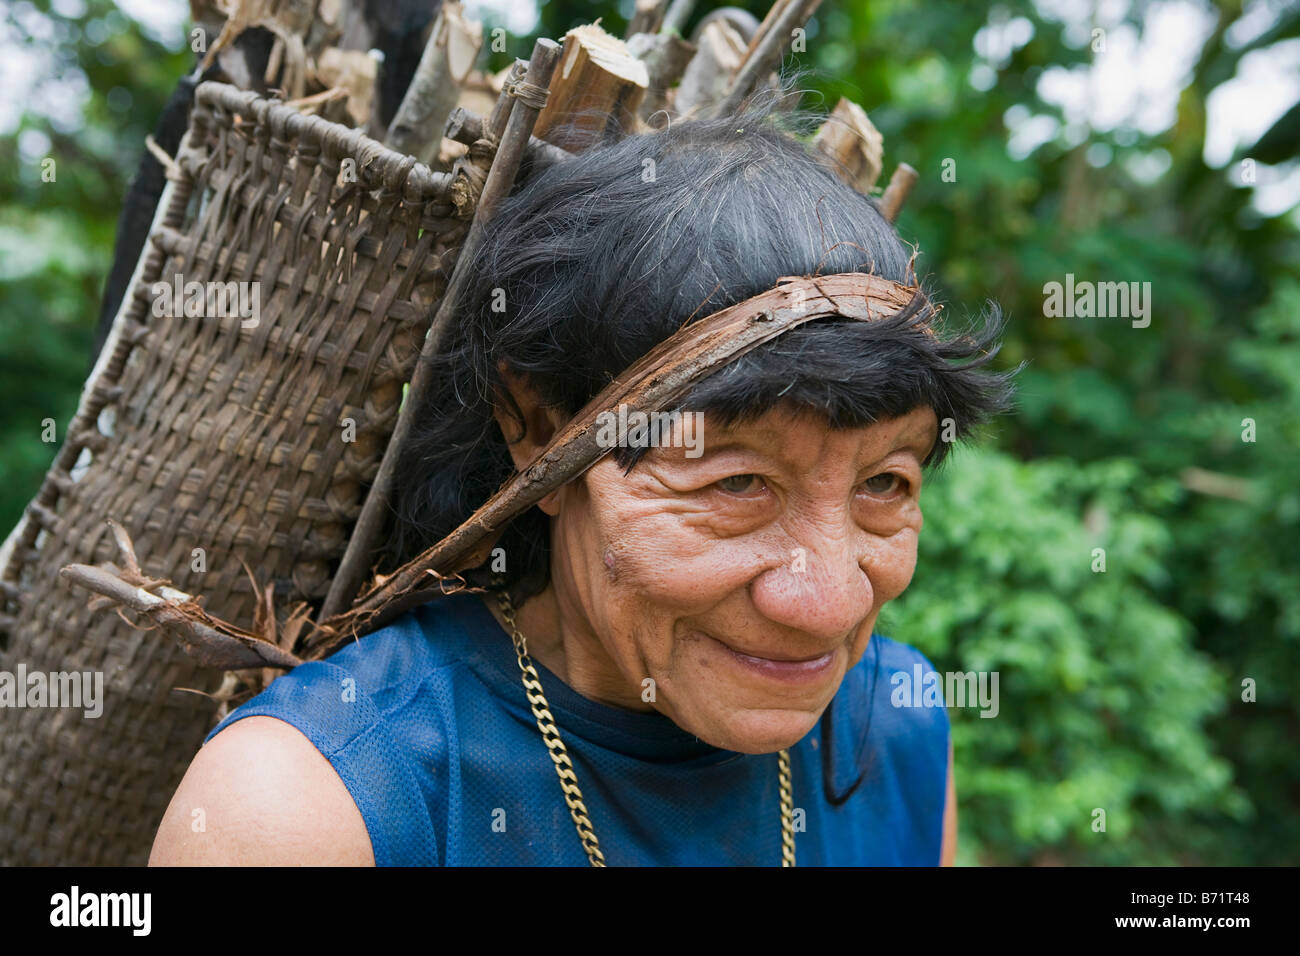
[[0, 0, 191, 531], [882, 447, 1245, 864], [0, 204, 101, 521], [1, 0, 1295, 864]]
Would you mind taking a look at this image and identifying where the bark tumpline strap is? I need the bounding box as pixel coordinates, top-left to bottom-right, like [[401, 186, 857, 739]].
[[305, 271, 926, 656], [61, 272, 927, 669]]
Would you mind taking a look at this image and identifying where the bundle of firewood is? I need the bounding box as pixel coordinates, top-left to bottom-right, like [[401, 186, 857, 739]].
[[188, 0, 916, 214]]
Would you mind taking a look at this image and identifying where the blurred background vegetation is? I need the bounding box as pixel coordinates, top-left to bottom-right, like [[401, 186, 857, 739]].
[[1, 0, 1296, 864]]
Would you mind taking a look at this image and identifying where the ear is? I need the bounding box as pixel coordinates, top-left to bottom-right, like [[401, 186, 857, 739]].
[[492, 364, 569, 516]]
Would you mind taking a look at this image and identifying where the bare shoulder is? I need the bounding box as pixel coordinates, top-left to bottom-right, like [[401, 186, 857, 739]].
[[149, 715, 374, 866]]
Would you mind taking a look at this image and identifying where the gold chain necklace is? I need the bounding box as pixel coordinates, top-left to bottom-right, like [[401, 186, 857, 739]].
[[495, 592, 796, 867]]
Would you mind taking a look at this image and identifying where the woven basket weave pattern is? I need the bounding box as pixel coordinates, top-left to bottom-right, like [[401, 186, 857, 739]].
[[0, 83, 468, 865]]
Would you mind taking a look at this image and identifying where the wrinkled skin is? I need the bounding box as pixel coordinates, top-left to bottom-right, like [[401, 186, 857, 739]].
[[492, 375, 939, 755]]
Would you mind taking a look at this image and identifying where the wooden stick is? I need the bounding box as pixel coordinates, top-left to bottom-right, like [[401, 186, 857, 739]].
[[674, 17, 746, 116], [283, 86, 349, 112], [62, 519, 305, 669], [383, 1, 484, 164], [711, 0, 822, 117], [632, 30, 697, 119], [486, 61, 526, 139], [445, 106, 573, 171], [693, 6, 762, 45], [879, 162, 919, 222], [742, 0, 796, 59], [662, 0, 697, 36], [320, 37, 563, 620], [626, 0, 671, 37], [459, 46, 562, 231], [812, 98, 884, 194], [313, 46, 378, 126], [62, 563, 304, 670]]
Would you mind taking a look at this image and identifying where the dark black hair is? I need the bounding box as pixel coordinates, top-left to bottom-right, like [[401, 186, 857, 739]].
[[385, 94, 1014, 804]]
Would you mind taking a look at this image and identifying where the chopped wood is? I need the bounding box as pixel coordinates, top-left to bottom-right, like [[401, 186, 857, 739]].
[[454, 68, 502, 118], [200, 0, 317, 99], [880, 162, 919, 222], [384, 1, 484, 165], [336, 0, 372, 50], [692, 6, 762, 45], [628, 30, 697, 120], [312, 47, 376, 127], [674, 17, 747, 117], [533, 23, 649, 146], [713, 0, 823, 117], [813, 97, 884, 194], [742, 0, 795, 59], [626, 0, 671, 37]]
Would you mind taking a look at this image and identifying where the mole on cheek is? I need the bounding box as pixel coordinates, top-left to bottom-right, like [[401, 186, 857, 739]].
[[603, 547, 617, 582]]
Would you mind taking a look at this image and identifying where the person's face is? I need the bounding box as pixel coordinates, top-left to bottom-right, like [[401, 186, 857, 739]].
[[547, 404, 937, 754]]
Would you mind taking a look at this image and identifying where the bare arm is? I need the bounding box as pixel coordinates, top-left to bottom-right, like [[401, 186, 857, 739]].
[[149, 715, 375, 866], [940, 739, 957, 866]]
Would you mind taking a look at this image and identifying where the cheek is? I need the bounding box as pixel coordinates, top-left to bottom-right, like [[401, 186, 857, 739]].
[[844, 525, 920, 670], [859, 497, 924, 603], [573, 468, 759, 606], [867, 526, 919, 605], [553, 467, 765, 682]]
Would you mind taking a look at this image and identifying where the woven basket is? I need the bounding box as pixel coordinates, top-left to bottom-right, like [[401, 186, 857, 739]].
[[0, 81, 477, 865]]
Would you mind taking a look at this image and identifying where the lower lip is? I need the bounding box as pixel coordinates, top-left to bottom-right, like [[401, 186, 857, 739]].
[[710, 638, 837, 684]]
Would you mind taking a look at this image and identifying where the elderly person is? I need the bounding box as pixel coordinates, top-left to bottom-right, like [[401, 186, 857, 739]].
[[150, 100, 1011, 867]]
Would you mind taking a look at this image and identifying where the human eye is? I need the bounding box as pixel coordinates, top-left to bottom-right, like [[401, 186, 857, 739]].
[[859, 472, 908, 498], [714, 473, 767, 495]]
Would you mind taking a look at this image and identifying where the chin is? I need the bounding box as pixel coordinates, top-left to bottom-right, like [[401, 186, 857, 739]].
[[695, 706, 824, 755]]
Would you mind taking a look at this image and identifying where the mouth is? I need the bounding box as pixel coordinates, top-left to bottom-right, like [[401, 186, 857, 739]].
[[701, 633, 838, 684]]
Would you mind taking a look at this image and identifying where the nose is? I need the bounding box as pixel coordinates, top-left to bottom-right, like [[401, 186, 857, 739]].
[[748, 523, 875, 643]]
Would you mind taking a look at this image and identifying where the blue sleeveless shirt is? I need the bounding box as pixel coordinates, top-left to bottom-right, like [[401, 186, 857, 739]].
[[206, 592, 950, 866]]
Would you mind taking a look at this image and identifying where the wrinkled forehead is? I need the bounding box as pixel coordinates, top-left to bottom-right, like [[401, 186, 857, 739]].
[[635, 402, 940, 469]]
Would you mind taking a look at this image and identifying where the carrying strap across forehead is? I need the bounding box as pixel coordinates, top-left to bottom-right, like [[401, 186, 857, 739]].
[[306, 272, 927, 653]]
